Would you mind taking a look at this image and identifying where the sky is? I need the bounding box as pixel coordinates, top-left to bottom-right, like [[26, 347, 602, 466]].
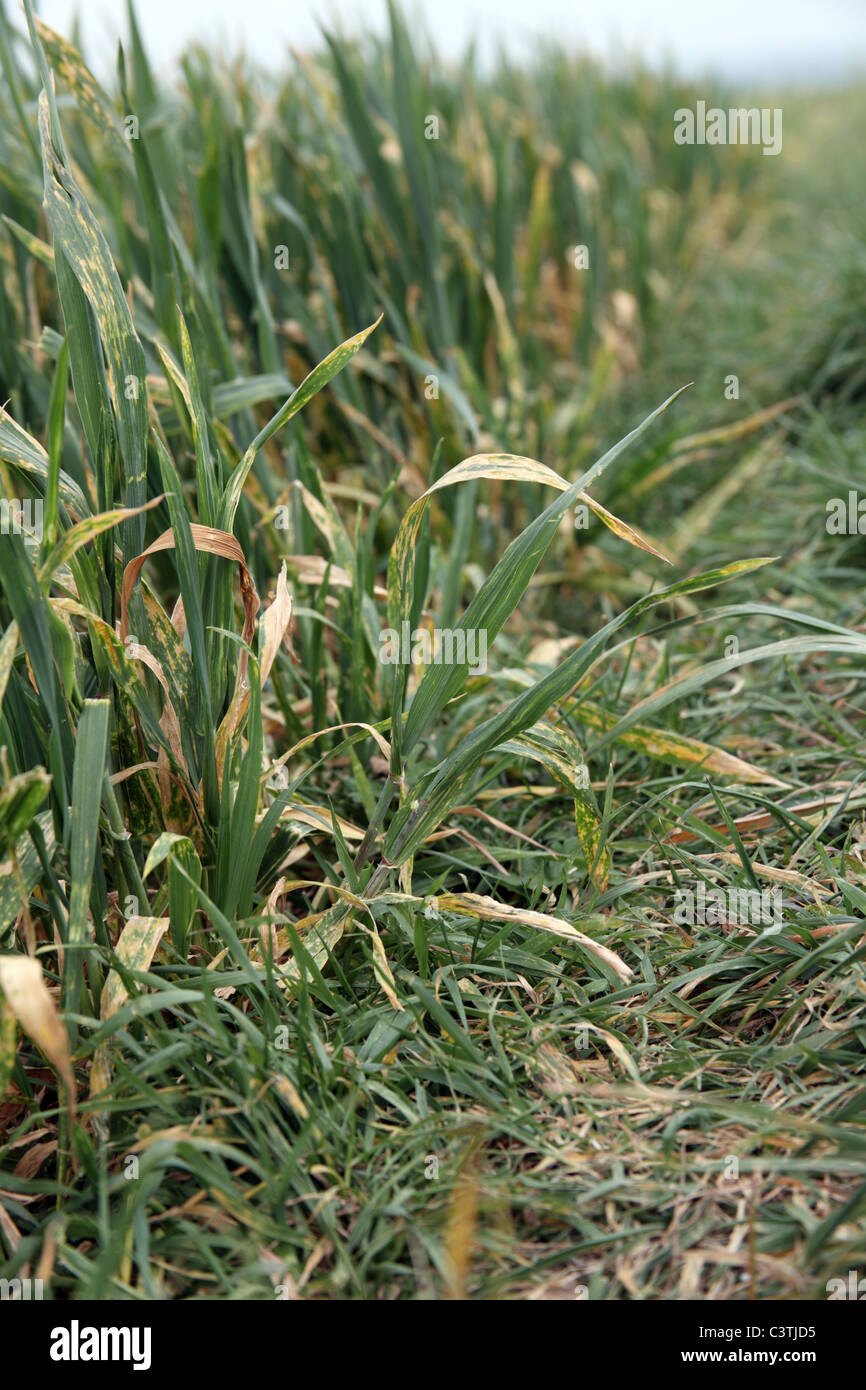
[[33, 0, 866, 86]]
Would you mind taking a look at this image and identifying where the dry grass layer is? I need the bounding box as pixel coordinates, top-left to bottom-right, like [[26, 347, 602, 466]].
[[0, 1, 864, 1298]]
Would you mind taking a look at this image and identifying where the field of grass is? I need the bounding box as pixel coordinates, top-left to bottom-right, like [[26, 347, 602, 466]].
[[0, 0, 865, 1302]]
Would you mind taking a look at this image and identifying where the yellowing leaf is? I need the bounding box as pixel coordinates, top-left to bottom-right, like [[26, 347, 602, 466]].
[[0, 955, 75, 1120], [260, 561, 294, 687], [367, 923, 404, 1012], [90, 916, 169, 1129], [565, 697, 785, 786], [435, 893, 633, 984]]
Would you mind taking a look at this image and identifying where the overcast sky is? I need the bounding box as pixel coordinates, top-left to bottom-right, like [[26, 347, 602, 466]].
[[34, 0, 866, 85]]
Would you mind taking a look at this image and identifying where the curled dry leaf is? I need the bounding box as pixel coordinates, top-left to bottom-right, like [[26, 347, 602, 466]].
[[215, 559, 297, 786], [260, 561, 294, 688], [13, 1138, 57, 1179], [120, 523, 260, 789], [395, 452, 670, 568], [120, 523, 259, 652], [285, 554, 387, 599], [433, 893, 633, 984], [0, 955, 75, 1121], [271, 720, 391, 773], [274, 802, 365, 842]]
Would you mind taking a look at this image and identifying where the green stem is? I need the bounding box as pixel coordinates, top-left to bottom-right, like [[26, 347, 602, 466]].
[[353, 776, 398, 873], [102, 775, 148, 907]]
